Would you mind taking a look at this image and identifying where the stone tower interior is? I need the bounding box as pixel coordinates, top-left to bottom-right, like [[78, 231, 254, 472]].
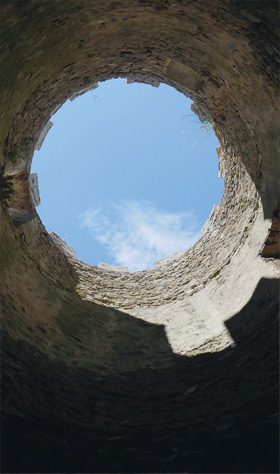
[[0, 1, 279, 472]]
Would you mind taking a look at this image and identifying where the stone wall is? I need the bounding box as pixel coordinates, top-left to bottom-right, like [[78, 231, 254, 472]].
[[0, 1, 279, 472]]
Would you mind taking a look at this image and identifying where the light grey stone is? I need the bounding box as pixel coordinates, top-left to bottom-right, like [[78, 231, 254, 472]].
[[154, 250, 184, 268], [8, 208, 37, 227], [201, 205, 220, 235], [69, 82, 99, 102], [126, 78, 160, 87], [29, 173, 41, 207], [98, 262, 129, 273], [164, 58, 205, 93], [217, 146, 227, 178], [35, 121, 53, 151], [49, 231, 75, 257]]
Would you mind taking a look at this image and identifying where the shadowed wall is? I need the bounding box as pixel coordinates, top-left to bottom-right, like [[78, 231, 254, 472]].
[[0, 1, 279, 472]]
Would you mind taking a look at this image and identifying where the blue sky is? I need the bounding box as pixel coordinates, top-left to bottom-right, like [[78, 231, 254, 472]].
[[31, 78, 223, 271]]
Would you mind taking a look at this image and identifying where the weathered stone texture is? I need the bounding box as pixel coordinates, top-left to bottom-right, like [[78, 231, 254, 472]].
[[0, 1, 279, 472], [49, 230, 76, 257], [154, 250, 184, 268], [29, 172, 40, 207], [34, 120, 53, 151], [98, 262, 129, 273]]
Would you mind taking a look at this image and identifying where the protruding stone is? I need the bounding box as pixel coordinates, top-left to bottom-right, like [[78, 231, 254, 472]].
[[154, 250, 184, 268], [69, 82, 99, 101], [8, 171, 37, 226], [217, 146, 227, 178], [164, 59, 205, 93], [49, 231, 76, 257], [35, 121, 53, 151], [29, 173, 40, 207], [201, 205, 220, 235], [98, 262, 129, 273], [8, 208, 37, 227], [127, 78, 160, 87]]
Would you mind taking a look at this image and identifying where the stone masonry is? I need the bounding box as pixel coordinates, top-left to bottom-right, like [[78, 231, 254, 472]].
[[0, 1, 279, 472]]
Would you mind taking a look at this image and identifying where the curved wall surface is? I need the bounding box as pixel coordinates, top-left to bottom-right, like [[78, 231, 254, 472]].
[[0, 1, 279, 472]]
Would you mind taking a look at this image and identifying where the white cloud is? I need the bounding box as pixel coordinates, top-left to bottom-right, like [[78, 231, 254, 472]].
[[79, 200, 201, 271]]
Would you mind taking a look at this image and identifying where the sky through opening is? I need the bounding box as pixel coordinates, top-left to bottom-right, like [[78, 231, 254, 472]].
[[31, 78, 223, 271]]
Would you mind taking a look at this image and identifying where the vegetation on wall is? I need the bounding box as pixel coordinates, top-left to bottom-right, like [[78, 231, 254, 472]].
[[200, 119, 214, 132], [0, 173, 14, 204]]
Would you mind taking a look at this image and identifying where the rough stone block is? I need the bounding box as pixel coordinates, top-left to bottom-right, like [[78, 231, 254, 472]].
[[35, 121, 53, 151], [217, 146, 227, 178], [69, 82, 99, 101], [164, 59, 205, 93], [29, 173, 41, 207], [201, 205, 220, 235], [154, 250, 184, 268], [49, 231, 75, 257], [98, 262, 129, 273], [8, 208, 37, 227]]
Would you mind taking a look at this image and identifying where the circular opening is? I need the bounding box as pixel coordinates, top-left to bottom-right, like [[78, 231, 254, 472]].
[[2, 3, 279, 473], [32, 78, 223, 271]]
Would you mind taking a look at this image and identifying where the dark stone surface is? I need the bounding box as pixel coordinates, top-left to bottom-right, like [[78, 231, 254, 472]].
[[0, 2, 279, 472], [1, 279, 279, 473]]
